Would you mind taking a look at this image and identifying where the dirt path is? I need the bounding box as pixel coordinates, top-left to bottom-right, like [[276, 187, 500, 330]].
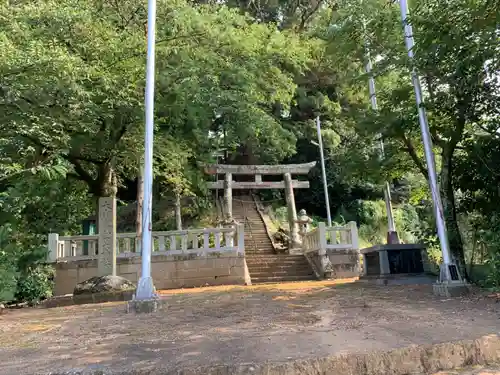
[[1, 280, 500, 375]]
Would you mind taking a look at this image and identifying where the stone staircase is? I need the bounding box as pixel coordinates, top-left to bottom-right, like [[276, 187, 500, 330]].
[[232, 195, 316, 283]]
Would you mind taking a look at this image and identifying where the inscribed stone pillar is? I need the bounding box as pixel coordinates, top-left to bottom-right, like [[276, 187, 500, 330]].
[[284, 173, 300, 249], [223, 172, 233, 221], [98, 197, 117, 276]]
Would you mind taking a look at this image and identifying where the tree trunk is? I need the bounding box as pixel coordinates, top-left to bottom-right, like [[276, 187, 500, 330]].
[[440, 151, 467, 278], [468, 227, 477, 278], [175, 192, 182, 231], [136, 166, 144, 252]]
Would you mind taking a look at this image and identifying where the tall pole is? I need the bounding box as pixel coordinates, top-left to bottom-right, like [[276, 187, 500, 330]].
[[364, 36, 398, 242], [316, 116, 332, 227], [135, 0, 157, 300], [398, 0, 452, 266]]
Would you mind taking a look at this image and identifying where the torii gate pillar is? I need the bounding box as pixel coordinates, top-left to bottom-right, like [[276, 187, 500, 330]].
[[284, 172, 300, 249], [223, 172, 232, 221], [202, 162, 316, 251]]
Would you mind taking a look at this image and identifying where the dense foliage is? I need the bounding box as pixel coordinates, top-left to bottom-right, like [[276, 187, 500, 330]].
[[0, 0, 498, 302]]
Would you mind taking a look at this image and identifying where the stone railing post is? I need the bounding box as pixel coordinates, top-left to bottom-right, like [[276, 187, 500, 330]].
[[296, 209, 312, 254], [98, 197, 117, 276], [318, 222, 327, 256], [236, 224, 245, 256], [222, 222, 235, 248], [348, 221, 359, 250], [47, 233, 59, 263], [318, 222, 333, 278]]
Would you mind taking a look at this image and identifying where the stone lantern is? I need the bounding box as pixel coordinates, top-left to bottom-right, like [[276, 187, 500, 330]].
[[296, 209, 313, 239]]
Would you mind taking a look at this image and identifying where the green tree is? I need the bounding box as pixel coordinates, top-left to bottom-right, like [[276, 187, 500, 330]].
[[323, 0, 499, 272], [0, 0, 310, 203]]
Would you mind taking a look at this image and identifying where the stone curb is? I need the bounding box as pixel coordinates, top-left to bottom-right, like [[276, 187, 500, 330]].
[[42, 290, 135, 308], [42, 334, 500, 375]]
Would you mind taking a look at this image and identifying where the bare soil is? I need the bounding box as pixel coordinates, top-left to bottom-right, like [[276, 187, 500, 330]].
[[1, 279, 500, 375], [432, 366, 500, 374]]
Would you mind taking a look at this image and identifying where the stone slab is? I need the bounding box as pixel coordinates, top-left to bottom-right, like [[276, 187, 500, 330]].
[[43, 290, 135, 308], [371, 274, 436, 286], [360, 243, 426, 254]]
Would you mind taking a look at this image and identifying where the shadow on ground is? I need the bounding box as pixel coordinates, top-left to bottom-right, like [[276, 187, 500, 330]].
[[1, 280, 499, 374]]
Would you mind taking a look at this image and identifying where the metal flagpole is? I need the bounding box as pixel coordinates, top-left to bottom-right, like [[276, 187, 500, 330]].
[[398, 0, 456, 281], [316, 116, 333, 227], [363, 27, 399, 244], [135, 0, 157, 300]]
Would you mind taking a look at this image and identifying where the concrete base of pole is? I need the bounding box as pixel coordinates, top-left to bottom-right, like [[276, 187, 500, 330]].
[[433, 262, 470, 297], [386, 231, 400, 245], [134, 276, 157, 301], [126, 298, 168, 314], [433, 282, 471, 297]]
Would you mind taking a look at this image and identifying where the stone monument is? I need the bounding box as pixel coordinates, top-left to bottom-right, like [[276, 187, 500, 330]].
[[97, 197, 117, 276]]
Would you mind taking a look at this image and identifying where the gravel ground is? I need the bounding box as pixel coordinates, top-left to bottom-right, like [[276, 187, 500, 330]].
[[432, 366, 500, 374], [1, 280, 500, 375]]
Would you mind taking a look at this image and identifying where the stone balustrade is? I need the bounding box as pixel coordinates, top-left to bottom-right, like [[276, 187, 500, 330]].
[[302, 222, 360, 279], [303, 222, 359, 253], [47, 225, 245, 263]]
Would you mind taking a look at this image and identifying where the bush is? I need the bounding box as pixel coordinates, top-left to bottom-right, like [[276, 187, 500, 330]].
[[0, 225, 54, 304], [0, 263, 18, 303], [15, 265, 54, 304], [0, 225, 19, 303]]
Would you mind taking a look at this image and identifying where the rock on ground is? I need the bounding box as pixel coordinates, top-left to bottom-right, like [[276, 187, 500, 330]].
[[73, 275, 136, 295]]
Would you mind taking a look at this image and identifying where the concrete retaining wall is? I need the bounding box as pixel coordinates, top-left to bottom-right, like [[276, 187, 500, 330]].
[[327, 249, 360, 279], [306, 249, 360, 279], [49, 334, 500, 375], [54, 252, 251, 296]]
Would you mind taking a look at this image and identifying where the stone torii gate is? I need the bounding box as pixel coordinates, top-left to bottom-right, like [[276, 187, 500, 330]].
[[203, 162, 316, 249]]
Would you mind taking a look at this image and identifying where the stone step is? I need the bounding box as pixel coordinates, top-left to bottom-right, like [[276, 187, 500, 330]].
[[246, 259, 308, 264], [247, 254, 307, 262], [247, 263, 312, 270], [246, 261, 310, 267], [247, 268, 313, 276], [245, 251, 275, 254], [251, 275, 317, 283], [250, 271, 315, 278], [245, 253, 276, 256]]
